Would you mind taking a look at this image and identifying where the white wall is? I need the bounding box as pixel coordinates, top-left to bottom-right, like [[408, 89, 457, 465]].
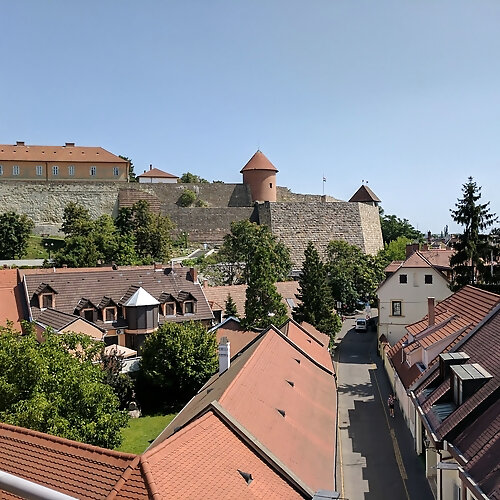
[[378, 267, 452, 346]]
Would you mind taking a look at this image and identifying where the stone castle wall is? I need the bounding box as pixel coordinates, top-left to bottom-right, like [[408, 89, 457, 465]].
[[257, 201, 383, 267], [0, 181, 383, 256]]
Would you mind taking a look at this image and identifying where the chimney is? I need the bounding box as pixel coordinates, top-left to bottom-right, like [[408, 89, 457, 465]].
[[189, 267, 198, 283], [406, 243, 419, 259], [154, 262, 163, 271], [428, 297, 435, 327], [16, 141, 25, 146], [218, 337, 230, 374], [202, 278, 209, 288], [65, 142, 75, 147], [150, 164, 153, 171]]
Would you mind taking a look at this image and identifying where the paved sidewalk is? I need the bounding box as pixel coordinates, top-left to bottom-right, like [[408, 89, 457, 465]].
[[334, 315, 433, 500]]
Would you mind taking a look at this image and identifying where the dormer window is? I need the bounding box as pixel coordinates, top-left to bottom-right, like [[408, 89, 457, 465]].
[[82, 309, 95, 322], [104, 307, 117, 322], [164, 302, 176, 316], [184, 301, 195, 314], [41, 293, 54, 309]]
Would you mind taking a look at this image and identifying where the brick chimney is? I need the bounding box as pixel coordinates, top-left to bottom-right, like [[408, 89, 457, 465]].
[[65, 142, 75, 147], [189, 267, 198, 283], [406, 243, 419, 259], [428, 297, 435, 327], [150, 164, 153, 170], [16, 141, 25, 146], [218, 337, 230, 374]]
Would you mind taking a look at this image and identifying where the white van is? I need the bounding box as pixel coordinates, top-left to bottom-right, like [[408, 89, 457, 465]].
[[355, 318, 367, 332]]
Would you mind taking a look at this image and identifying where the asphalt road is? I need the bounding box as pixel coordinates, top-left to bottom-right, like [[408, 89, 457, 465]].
[[334, 313, 433, 500]]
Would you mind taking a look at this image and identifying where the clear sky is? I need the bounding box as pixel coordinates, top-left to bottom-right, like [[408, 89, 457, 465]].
[[2, 1, 499, 234]]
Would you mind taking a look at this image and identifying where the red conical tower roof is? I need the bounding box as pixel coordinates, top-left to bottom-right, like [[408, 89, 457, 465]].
[[240, 150, 278, 173]]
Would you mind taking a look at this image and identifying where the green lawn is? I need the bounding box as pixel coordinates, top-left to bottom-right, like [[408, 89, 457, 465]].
[[116, 414, 177, 454], [25, 235, 65, 260]]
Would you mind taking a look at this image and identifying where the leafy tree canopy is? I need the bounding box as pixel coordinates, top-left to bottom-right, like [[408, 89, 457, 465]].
[[178, 172, 209, 184], [0, 211, 34, 259], [0, 324, 128, 448], [377, 236, 412, 267], [218, 220, 291, 285], [293, 241, 341, 343], [138, 321, 217, 410], [379, 207, 423, 244], [119, 155, 137, 182], [326, 240, 384, 312], [450, 177, 498, 289]]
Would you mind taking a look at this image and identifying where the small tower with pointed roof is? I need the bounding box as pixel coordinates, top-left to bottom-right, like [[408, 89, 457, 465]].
[[349, 184, 381, 207], [240, 150, 278, 203]]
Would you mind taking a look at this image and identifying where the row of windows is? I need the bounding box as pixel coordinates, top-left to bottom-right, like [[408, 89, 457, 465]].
[[0, 165, 120, 176], [399, 274, 433, 285]]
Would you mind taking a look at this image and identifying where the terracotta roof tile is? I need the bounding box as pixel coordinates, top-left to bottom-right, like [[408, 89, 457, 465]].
[[0, 269, 23, 331], [0, 422, 137, 500], [204, 282, 299, 318], [0, 144, 127, 164], [142, 410, 306, 499], [137, 168, 178, 179], [240, 150, 278, 173]]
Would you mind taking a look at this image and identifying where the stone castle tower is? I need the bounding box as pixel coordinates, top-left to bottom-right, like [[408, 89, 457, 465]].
[[240, 150, 277, 202]]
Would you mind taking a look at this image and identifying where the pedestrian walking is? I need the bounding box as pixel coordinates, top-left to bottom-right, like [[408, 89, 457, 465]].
[[388, 394, 395, 418]]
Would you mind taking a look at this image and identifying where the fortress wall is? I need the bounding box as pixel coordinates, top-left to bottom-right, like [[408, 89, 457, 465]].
[[257, 201, 383, 267], [277, 187, 339, 203], [166, 207, 256, 243], [359, 202, 384, 255]]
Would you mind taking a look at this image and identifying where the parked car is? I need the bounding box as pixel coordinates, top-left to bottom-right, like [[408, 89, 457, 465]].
[[355, 318, 367, 332]]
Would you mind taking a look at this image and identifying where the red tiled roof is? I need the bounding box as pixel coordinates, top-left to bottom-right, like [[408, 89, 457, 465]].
[[0, 143, 127, 163], [240, 151, 278, 173], [0, 422, 138, 500], [281, 320, 333, 371], [419, 249, 454, 270], [211, 317, 260, 356], [384, 261, 404, 273], [141, 410, 306, 499], [137, 168, 178, 179], [297, 321, 330, 348], [204, 282, 299, 318], [348, 184, 381, 203], [389, 286, 500, 389], [0, 269, 23, 331], [153, 322, 336, 492]]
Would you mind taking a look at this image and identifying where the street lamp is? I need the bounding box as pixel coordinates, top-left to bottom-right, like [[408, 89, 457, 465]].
[[44, 241, 54, 260]]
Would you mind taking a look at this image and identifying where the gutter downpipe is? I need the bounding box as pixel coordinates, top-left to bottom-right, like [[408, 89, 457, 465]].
[[0, 469, 78, 500]]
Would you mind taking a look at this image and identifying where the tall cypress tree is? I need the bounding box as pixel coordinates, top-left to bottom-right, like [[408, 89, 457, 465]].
[[293, 241, 341, 339], [224, 294, 238, 318], [450, 177, 497, 290]]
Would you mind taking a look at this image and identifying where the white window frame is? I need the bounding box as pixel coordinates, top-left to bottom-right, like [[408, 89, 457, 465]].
[[12, 165, 20, 176], [391, 300, 402, 317], [90, 166, 97, 176], [36, 165, 43, 176], [104, 306, 117, 323], [68, 165, 75, 176], [52, 165, 59, 176], [164, 302, 176, 316]]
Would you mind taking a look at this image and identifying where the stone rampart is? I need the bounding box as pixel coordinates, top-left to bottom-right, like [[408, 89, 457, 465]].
[[257, 201, 383, 267]]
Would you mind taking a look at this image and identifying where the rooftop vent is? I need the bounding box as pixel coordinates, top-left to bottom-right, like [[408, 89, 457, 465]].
[[65, 142, 75, 147], [286, 380, 295, 387], [439, 352, 470, 380], [276, 408, 286, 417], [451, 363, 493, 405], [237, 470, 253, 485], [16, 141, 25, 146], [295, 358, 301, 364]]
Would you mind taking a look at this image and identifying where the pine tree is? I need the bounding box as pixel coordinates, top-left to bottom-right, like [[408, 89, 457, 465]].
[[293, 242, 341, 340], [224, 294, 238, 318], [450, 177, 497, 290], [242, 240, 288, 330]]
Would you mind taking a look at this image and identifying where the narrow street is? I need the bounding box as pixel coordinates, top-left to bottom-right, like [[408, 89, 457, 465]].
[[334, 313, 433, 500]]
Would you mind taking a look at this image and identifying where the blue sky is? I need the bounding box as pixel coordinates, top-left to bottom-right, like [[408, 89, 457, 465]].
[[2, 1, 499, 234]]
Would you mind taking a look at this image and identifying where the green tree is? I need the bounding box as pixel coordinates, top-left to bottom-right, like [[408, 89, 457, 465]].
[[119, 155, 137, 182], [377, 236, 412, 267], [138, 322, 217, 409], [450, 177, 498, 289], [60, 202, 93, 237], [178, 189, 197, 207], [224, 294, 238, 318], [101, 351, 135, 410], [178, 172, 209, 184], [0, 324, 128, 448], [293, 242, 341, 341], [0, 211, 34, 259], [243, 240, 288, 330], [219, 220, 291, 285], [379, 207, 423, 244], [326, 240, 384, 312]]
